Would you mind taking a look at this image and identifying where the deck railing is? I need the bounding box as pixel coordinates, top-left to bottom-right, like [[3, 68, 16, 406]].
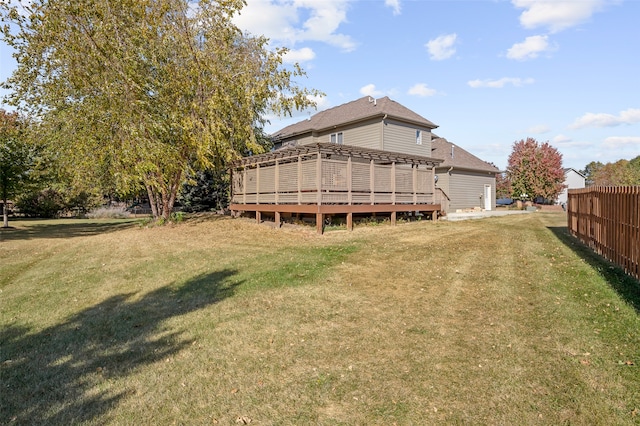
[[232, 155, 436, 206]]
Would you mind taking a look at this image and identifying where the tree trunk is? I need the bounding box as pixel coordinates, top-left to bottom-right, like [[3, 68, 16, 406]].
[[2, 189, 8, 228], [164, 171, 183, 221], [2, 201, 8, 228], [145, 170, 182, 222], [146, 183, 159, 219]]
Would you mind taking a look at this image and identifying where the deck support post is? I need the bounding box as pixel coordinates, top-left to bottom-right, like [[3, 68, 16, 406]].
[[347, 212, 353, 231], [256, 211, 261, 224], [275, 211, 281, 228], [316, 153, 322, 206], [316, 213, 324, 235], [391, 211, 397, 226]]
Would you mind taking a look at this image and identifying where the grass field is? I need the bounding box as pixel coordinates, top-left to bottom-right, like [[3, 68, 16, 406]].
[[1, 213, 639, 425]]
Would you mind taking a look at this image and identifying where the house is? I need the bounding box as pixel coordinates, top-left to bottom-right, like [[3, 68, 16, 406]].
[[557, 168, 586, 205], [272, 96, 437, 157], [230, 96, 494, 232], [430, 136, 499, 212]]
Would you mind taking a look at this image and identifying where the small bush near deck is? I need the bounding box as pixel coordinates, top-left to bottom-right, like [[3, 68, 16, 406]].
[[86, 206, 131, 219]]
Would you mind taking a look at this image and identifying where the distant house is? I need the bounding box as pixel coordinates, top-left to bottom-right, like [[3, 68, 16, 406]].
[[230, 96, 496, 232], [431, 136, 499, 212], [557, 168, 586, 205]]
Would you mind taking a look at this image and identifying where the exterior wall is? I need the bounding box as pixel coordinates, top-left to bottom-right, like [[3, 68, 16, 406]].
[[297, 134, 315, 146], [436, 169, 496, 212], [315, 118, 381, 150], [383, 119, 433, 157], [435, 170, 451, 198], [557, 169, 585, 204], [434, 170, 451, 213], [277, 118, 434, 156]]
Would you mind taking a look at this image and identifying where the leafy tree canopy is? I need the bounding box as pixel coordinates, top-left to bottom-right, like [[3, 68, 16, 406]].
[[506, 137, 565, 201], [583, 156, 640, 186], [495, 172, 511, 199], [1, 0, 321, 220], [0, 109, 34, 227], [581, 161, 604, 186]]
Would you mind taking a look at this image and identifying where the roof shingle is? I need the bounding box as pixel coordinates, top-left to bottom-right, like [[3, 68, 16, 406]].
[[431, 137, 499, 173], [272, 96, 438, 140]]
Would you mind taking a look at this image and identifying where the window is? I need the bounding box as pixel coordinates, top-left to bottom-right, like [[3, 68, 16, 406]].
[[416, 129, 422, 145], [330, 132, 343, 144]]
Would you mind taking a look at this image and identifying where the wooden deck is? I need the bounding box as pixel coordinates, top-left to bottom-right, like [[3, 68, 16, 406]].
[[230, 143, 443, 234]]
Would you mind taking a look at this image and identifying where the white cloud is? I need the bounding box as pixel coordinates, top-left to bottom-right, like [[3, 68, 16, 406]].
[[263, 93, 330, 128], [553, 134, 572, 143], [426, 34, 457, 61], [385, 0, 401, 15], [282, 47, 316, 64], [569, 108, 640, 129], [467, 77, 535, 88], [506, 35, 554, 60], [552, 134, 593, 148], [603, 136, 640, 148], [408, 83, 437, 97], [359, 84, 385, 97], [527, 124, 551, 134], [512, 0, 608, 33], [307, 94, 330, 111], [234, 0, 356, 52]]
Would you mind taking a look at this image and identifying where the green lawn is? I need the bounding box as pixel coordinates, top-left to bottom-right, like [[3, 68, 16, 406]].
[[1, 213, 639, 425]]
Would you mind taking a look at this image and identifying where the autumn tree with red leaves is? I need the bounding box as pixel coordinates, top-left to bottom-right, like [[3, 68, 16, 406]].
[[506, 138, 565, 202]]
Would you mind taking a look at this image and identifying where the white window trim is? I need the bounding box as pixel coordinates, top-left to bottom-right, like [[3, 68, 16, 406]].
[[416, 129, 422, 145], [330, 132, 344, 144]]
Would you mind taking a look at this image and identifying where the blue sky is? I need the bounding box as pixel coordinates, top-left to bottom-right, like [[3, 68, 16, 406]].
[[1, 0, 639, 170], [231, 0, 640, 170]]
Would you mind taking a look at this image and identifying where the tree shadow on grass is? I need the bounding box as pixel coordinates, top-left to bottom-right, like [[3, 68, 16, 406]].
[[0, 220, 138, 242], [0, 269, 241, 425], [548, 225, 640, 313]]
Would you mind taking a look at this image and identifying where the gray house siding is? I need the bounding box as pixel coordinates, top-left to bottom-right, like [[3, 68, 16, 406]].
[[319, 119, 380, 150], [297, 134, 314, 146], [383, 119, 433, 156], [288, 118, 434, 157], [434, 171, 452, 211], [437, 170, 495, 212]]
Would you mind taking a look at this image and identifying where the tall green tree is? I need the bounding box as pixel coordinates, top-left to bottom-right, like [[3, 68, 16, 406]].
[[0, 110, 33, 227], [506, 137, 565, 202], [629, 155, 640, 184], [581, 161, 604, 186], [588, 158, 640, 186], [1, 0, 320, 220]]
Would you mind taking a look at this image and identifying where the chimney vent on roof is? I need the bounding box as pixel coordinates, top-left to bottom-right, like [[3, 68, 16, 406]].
[[451, 145, 455, 159], [368, 96, 377, 106]]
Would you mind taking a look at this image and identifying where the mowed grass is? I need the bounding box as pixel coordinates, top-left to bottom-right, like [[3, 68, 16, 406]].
[[1, 213, 639, 425]]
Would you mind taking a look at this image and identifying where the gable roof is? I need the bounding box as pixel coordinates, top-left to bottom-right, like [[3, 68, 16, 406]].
[[272, 96, 438, 140], [564, 167, 586, 178], [431, 136, 499, 173]]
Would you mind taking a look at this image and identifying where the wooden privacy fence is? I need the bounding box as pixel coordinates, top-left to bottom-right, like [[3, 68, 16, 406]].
[[567, 186, 640, 281]]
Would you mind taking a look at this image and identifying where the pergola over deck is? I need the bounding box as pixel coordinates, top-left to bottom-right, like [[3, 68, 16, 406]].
[[230, 143, 443, 234]]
